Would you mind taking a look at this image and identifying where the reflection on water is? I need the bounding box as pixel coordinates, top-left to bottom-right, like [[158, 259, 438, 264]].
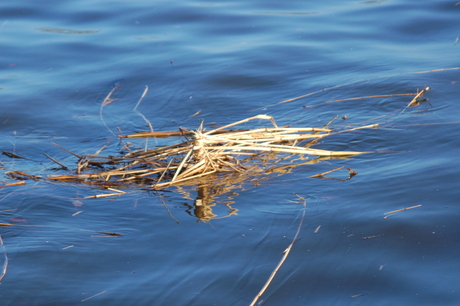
[[186, 185, 238, 222], [182, 164, 357, 222]]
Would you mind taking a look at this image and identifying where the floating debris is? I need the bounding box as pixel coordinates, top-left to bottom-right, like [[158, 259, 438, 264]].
[[5, 115, 370, 197]]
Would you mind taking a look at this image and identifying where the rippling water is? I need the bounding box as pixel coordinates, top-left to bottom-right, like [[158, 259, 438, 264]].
[[1, 0, 459, 305]]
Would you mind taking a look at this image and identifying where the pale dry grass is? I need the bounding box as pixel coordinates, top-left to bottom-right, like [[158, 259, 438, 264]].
[[20, 114, 369, 194]]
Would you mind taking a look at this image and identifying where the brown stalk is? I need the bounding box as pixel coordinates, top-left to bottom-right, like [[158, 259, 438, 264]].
[[133, 85, 152, 151], [0, 181, 26, 188], [310, 166, 357, 179], [204, 115, 275, 135], [50, 142, 82, 159], [6, 171, 41, 181], [78, 142, 110, 174], [120, 128, 250, 139], [2, 151, 26, 159], [100, 83, 122, 137], [159, 193, 179, 224], [250, 193, 306, 306], [43, 153, 69, 170], [153, 159, 174, 188], [83, 192, 124, 199], [171, 148, 193, 182], [325, 93, 415, 103], [383, 204, 422, 219], [81, 290, 108, 302], [407, 86, 431, 107], [251, 67, 459, 111]]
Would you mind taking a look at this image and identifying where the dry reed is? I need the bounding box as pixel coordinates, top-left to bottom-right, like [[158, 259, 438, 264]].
[[5, 114, 369, 195], [249, 193, 307, 306]]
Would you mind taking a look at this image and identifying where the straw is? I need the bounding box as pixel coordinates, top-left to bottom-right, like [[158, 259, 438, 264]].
[[6, 114, 373, 196]]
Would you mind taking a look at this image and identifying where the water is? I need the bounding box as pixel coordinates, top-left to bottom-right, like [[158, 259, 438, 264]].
[[1, 0, 459, 305]]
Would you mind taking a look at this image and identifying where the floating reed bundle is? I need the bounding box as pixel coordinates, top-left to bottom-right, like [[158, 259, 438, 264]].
[[4, 79, 435, 196], [4, 115, 375, 196]]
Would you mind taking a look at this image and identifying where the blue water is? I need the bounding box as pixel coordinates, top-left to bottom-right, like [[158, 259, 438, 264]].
[[1, 0, 460, 305]]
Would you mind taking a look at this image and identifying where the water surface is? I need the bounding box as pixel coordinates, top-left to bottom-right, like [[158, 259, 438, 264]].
[[1, 0, 459, 305]]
